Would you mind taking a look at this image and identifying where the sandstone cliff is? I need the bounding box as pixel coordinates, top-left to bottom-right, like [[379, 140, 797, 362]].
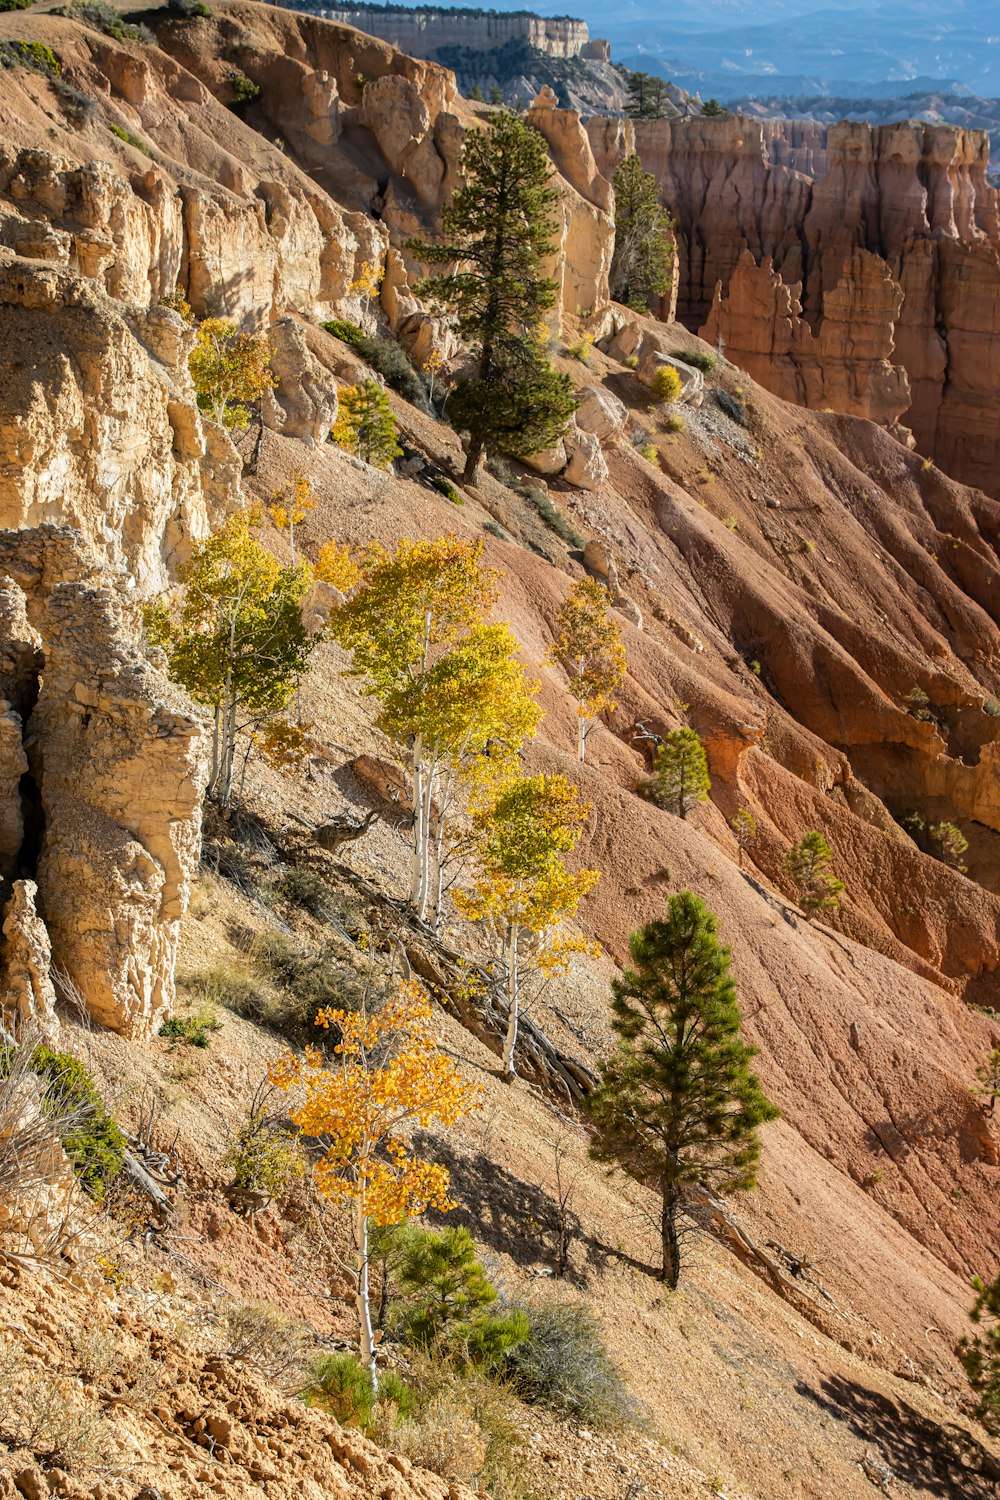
[[588, 114, 1000, 495]]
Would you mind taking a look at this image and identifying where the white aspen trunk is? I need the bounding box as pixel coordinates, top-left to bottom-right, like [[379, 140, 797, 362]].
[[416, 762, 436, 921], [219, 689, 238, 809], [409, 740, 425, 909], [355, 1199, 378, 1392], [578, 716, 587, 764], [501, 924, 519, 1080], [208, 705, 222, 797]]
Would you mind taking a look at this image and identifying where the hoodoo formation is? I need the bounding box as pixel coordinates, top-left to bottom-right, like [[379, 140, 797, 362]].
[[0, 4, 999, 1499], [588, 113, 1000, 495]]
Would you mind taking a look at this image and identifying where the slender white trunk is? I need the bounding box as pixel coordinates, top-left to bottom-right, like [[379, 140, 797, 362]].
[[355, 1199, 377, 1392], [501, 924, 519, 1080], [417, 762, 435, 921], [409, 739, 425, 909], [578, 716, 586, 764]]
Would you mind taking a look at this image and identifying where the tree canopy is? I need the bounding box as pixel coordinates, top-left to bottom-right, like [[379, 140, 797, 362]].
[[610, 155, 674, 312]]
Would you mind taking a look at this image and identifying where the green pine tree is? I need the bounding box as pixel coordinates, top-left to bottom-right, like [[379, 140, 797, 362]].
[[332, 379, 402, 469], [961, 1274, 1000, 1433], [410, 109, 575, 478], [588, 892, 778, 1287], [701, 98, 727, 117], [653, 727, 711, 818], [611, 156, 674, 311], [380, 1223, 529, 1366], [625, 71, 653, 119], [782, 831, 844, 918]]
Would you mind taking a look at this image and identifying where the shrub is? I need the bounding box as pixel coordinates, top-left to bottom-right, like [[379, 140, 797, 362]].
[[160, 285, 193, 322], [108, 123, 151, 156], [28, 1047, 125, 1201], [226, 68, 260, 107], [252, 932, 369, 1040], [168, 0, 213, 14], [663, 412, 685, 433], [354, 333, 428, 407], [321, 317, 364, 346], [565, 335, 593, 363], [331, 379, 402, 468], [384, 1390, 488, 1484], [67, 1, 153, 42], [0, 1, 33, 11], [0, 1034, 90, 1253], [187, 956, 272, 1024], [504, 1300, 634, 1426], [929, 820, 968, 871], [715, 388, 748, 426], [0, 38, 60, 73], [220, 1085, 305, 1204], [651, 364, 682, 403], [0, 1349, 118, 1472], [904, 685, 937, 723], [672, 347, 717, 372], [303, 1353, 413, 1431], [274, 864, 335, 920], [159, 1006, 221, 1048], [222, 1301, 312, 1382], [519, 485, 584, 547], [431, 474, 464, 505], [640, 442, 660, 467]]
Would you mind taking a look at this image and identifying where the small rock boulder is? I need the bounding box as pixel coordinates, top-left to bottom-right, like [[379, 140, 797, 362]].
[[563, 427, 608, 491], [574, 385, 627, 445]]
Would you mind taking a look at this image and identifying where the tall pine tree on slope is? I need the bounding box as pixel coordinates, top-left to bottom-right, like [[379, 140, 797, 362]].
[[411, 111, 576, 479], [588, 892, 778, 1287]]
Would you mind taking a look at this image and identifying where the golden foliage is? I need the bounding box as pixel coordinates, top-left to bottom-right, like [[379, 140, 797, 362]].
[[270, 983, 479, 1224]]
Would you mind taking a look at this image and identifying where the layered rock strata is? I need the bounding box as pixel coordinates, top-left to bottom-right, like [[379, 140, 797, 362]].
[[587, 115, 1000, 493]]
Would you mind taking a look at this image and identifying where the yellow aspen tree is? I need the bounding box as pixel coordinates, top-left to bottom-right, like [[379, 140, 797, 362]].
[[144, 511, 316, 809], [188, 318, 276, 429], [422, 347, 446, 404], [380, 622, 542, 928], [547, 578, 627, 763], [270, 983, 478, 1388], [328, 538, 540, 921], [454, 774, 600, 1080], [349, 258, 382, 327], [268, 470, 316, 567]]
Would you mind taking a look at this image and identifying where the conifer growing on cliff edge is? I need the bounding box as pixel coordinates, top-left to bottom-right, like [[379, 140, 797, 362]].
[[410, 110, 576, 479]]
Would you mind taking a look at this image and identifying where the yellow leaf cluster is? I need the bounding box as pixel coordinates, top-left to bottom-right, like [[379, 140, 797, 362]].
[[269, 470, 315, 533], [547, 577, 627, 721], [314, 540, 361, 594], [350, 258, 382, 301], [270, 983, 479, 1226]]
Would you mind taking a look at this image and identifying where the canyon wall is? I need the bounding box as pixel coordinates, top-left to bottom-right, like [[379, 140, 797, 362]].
[[588, 114, 1000, 495]]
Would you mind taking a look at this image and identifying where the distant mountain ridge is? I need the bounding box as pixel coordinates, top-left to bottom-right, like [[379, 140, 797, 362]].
[[421, 0, 1000, 99]]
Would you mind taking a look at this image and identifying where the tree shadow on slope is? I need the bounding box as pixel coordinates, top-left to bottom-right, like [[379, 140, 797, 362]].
[[416, 1133, 661, 1281], [795, 1373, 1000, 1498]]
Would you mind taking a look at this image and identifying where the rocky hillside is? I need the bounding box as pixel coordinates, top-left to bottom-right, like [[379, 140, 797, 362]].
[[1, 4, 1000, 1499]]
